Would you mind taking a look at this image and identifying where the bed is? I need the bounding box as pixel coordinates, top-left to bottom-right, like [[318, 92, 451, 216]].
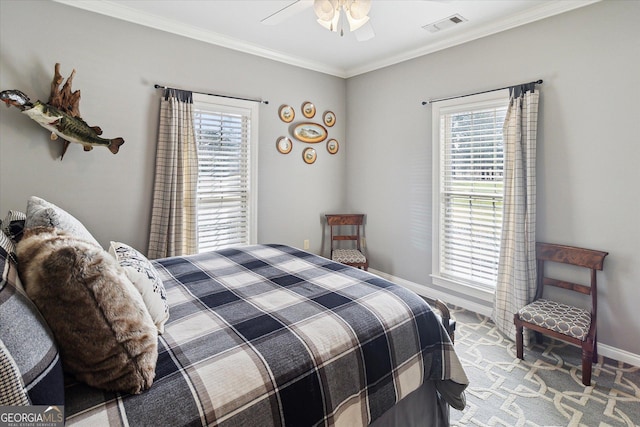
[[62, 244, 467, 426], [0, 199, 467, 426]]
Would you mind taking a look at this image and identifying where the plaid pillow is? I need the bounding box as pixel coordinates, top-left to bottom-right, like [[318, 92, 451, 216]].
[[1, 210, 26, 243], [0, 337, 29, 405], [0, 231, 64, 405]]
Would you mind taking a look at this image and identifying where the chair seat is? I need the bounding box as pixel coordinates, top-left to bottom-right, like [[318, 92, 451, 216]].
[[332, 249, 366, 264], [517, 299, 591, 341]]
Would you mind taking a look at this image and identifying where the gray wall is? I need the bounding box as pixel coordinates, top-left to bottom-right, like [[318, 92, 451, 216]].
[[1, 1, 638, 358], [346, 1, 640, 356], [0, 0, 346, 256]]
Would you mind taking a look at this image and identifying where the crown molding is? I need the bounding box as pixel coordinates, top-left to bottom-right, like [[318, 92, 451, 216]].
[[345, 0, 600, 77], [52, 0, 348, 78], [53, 0, 599, 79]]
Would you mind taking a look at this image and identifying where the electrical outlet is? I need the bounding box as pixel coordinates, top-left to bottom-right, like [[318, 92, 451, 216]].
[[303, 239, 310, 250], [361, 237, 366, 248]]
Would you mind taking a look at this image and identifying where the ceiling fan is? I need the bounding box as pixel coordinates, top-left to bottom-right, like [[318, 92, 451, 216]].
[[261, 0, 453, 42], [261, 0, 375, 41]]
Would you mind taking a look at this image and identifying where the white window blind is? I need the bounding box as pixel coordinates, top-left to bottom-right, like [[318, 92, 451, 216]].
[[192, 94, 258, 252], [433, 92, 508, 289]]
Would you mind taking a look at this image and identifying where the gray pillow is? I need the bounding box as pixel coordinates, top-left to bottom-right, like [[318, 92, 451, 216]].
[[25, 196, 100, 247]]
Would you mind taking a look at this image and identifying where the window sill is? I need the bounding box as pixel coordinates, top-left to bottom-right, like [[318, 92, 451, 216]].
[[430, 274, 495, 303]]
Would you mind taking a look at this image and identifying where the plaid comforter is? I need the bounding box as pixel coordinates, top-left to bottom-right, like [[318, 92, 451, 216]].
[[65, 244, 468, 426]]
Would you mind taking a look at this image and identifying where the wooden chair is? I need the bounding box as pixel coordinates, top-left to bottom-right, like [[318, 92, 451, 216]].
[[514, 242, 608, 386], [325, 214, 368, 270]]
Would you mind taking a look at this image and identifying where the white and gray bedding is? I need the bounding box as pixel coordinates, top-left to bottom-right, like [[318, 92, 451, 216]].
[[64, 244, 468, 426]]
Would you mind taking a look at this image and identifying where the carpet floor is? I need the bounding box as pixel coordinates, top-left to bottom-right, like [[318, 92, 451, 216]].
[[448, 308, 639, 427]]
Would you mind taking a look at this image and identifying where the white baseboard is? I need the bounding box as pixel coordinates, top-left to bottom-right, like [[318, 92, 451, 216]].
[[597, 343, 640, 368], [369, 268, 640, 368]]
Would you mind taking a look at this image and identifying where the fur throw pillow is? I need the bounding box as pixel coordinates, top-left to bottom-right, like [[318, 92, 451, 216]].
[[17, 227, 158, 394]]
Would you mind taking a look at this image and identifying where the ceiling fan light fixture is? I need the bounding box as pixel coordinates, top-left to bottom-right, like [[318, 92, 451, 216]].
[[317, 15, 340, 32], [347, 0, 371, 20], [346, 13, 369, 32], [313, 0, 338, 21], [314, 0, 372, 37]]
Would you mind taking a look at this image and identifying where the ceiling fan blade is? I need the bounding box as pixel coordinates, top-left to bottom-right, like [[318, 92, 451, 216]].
[[261, 0, 313, 26], [354, 21, 375, 41]]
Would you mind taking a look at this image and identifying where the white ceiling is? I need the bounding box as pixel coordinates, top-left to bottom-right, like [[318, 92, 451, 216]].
[[54, 0, 598, 78]]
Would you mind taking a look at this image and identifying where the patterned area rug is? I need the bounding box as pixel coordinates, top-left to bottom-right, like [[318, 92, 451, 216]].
[[448, 308, 640, 426]]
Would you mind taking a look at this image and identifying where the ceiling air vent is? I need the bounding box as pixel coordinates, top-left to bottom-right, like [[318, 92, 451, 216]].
[[422, 14, 467, 33]]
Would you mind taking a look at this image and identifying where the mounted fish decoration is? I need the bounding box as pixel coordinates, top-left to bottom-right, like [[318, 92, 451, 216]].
[[1, 63, 124, 160], [21, 100, 124, 155]]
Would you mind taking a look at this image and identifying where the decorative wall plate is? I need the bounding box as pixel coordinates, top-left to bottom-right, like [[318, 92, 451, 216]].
[[301, 101, 316, 118], [302, 147, 317, 164], [323, 111, 336, 127], [279, 105, 295, 123], [276, 136, 292, 154], [292, 122, 327, 143], [327, 138, 339, 154]]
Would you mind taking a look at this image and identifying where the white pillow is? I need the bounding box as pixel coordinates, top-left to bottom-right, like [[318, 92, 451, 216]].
[[25, 196, 100, 247], [109, 241, 169, 334]]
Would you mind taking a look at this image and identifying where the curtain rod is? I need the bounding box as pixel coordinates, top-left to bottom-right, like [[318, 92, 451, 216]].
[[154, 84, 269, 105], [421, 79, 542, 105]]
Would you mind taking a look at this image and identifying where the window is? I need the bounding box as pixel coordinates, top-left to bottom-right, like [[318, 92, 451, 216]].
[[432, 91, 508, 293], [192, 94, 258, 252]]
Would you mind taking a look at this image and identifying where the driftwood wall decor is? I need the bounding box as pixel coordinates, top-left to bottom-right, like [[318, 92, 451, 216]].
[[0, 63, 124, 160]]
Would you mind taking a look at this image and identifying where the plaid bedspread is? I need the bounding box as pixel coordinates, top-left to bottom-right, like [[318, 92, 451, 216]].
[[65, 244, 468, 426]]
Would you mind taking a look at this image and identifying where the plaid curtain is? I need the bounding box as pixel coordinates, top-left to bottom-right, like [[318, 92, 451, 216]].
[[147, 89, 199, 259], [492, 85, 539, 342]]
